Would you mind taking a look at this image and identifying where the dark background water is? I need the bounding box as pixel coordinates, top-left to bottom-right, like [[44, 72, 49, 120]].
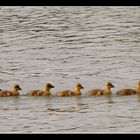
[[0, 6, 140, 133]]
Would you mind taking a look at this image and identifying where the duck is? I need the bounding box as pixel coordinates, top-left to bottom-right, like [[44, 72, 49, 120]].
[[86, 81, 114, 96], [116, 80, 140, 95], [56, 82, 84, 97], [0, 84, 22, 97], [26, 83, 54, 96]]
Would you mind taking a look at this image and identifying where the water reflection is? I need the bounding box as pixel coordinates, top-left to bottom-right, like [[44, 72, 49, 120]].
[[105, 94, 114, 104], [74, 96, 81, 112], [0, 6, 140, 132], [136, 94, 140, 105], [44, 96, 82, 112], [44, 96, 53, 111]]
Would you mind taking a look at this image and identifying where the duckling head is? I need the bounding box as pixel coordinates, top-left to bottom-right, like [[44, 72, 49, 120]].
[[75, 82, 84, 89], [13, 84, 22, 91], [46, 83, 55, 89], [105, 81, 114, 88]]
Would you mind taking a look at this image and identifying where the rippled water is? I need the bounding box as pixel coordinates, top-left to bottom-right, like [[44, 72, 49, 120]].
[[0, 6, 140, 133]]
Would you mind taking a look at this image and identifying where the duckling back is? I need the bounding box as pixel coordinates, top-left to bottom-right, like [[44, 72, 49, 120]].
[[26, 90, 44, 96], [86, 89, 104, 96], [116, 89, 136, 95], [56, 90, 75, 97], [0, 90, 12, 97]]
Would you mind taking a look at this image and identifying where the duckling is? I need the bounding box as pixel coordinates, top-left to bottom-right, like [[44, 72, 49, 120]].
[[116, 80, 140, 95], [26, 83, 54, 96], [56, 82, 84, 97], [86, 81, 114, 96], [0, 84, 22, 97]]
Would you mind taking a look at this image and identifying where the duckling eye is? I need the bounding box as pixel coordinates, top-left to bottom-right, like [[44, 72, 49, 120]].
[[79, 85, 83, 88], [15, 85, 19, 88], [48, 84, 54, 88], [107, 83, 112, 87], [49, 84, 52, 86]]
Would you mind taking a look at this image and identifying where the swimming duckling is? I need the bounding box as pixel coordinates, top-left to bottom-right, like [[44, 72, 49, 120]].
[[26, 83, 54, 96], [116, 80, 140, 95], [86, 81, 114, 96], [56, 82, 84, 97], [0, 84, 22, 97]]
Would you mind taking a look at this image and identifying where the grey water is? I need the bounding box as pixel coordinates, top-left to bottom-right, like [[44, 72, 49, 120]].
[[0, 6, 140, 133]]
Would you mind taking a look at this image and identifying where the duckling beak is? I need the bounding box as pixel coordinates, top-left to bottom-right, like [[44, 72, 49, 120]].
[[19, 87, 22, 90], [50, 85, 55, 88], [111, 84, 115, 88], [80, 85, 84, 89]]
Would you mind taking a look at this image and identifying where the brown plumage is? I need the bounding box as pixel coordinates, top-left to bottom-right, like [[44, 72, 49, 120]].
[[56, 82, 84, 97], [0, 84, 22, 97], [116, 80, 140, 95], [86, 81, 114, 96], [26, 83, 54, 96]]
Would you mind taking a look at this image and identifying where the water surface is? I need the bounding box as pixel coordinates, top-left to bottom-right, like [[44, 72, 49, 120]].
[[0, 6, 140, 133]]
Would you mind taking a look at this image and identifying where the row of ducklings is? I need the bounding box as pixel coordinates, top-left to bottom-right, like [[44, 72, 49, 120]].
[[0, 81, 140, 97]]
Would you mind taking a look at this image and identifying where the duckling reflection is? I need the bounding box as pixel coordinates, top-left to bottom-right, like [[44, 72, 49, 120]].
[[116, 81, 140, 95], [56, 82, 84, 97], [26, 83, 54, 96], [136, 93, 140, 104], [47, 96, 82, 112], [0, 84, 22, 97], [105, 94, 114, 104], [86, 81, 114, 96], [74, 96, 81, 112]]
